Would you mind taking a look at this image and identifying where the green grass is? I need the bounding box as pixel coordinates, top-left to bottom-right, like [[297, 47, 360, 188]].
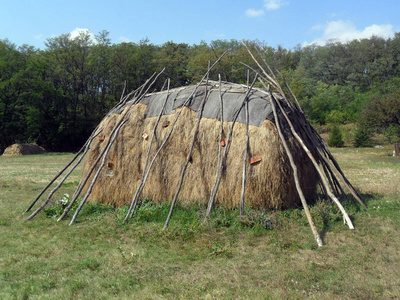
[[0, 150, 399, 299]]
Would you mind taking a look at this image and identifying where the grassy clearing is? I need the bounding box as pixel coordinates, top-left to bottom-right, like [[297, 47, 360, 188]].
[[0, 150, 399, 299]]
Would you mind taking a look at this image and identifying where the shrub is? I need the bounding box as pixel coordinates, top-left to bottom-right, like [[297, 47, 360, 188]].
[[354, 126, 373, 147], [328, 124, 344, 147]]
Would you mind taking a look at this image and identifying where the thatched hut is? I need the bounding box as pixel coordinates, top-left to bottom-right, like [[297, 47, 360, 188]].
[[26, 44, 365, 247], [82, 81, 318, 210]]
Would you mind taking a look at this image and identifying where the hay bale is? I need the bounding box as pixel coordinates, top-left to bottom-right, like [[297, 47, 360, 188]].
[[82, 90, 319, 210], [2, 143, 47, 156]]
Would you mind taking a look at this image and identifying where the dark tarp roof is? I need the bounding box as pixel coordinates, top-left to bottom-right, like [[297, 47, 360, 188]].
[[121, 81, 284, 127]]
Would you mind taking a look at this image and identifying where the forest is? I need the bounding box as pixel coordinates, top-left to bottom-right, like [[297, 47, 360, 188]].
[[1, 30, 400, 153]]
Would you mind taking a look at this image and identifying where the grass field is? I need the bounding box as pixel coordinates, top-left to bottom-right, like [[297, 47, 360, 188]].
[[0, 146, 399, 299]]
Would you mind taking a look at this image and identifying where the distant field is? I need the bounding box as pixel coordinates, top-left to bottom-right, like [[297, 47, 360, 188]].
[[0, 148, 399, 299]]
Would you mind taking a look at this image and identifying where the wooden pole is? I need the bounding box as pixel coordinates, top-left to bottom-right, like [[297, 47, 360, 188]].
[[240, 71, 250, 216], [58, 71, 162, 222], [206, 75, 258, 217], [163, 67, 211, 229], [269, 93, 323, 247], [123, 80, 171, 221], [269, 89, 354, 229], [68, 114, 131, 225], [124, 52, 228, 221], [24, 80, 144, 216], [23, 146, 85, 214]]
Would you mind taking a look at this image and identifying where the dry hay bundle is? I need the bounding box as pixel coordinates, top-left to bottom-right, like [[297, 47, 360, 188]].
[[82, 86, 318, 210], [25, 44, 366, 247], [3, 143, 46, 156]]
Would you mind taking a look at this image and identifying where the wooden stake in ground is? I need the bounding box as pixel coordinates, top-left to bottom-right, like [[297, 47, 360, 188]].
[[240, 73, 250, 216], [206, 75, 258, 217], [123, 80, 171, 221], [163, 68, 210, 229], [124, 52, 227, 221], [58, 71, 162, 222], [269, 93, 323, 247]]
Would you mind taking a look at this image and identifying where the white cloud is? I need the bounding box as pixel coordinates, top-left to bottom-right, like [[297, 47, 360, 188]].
[[245, 0, 288, 17], [34, 34, 43, 40], [263, 0, 288, 11], [305, 20, 395, 46], [69, 28, 95, 41], [245, 8, 265, 17]]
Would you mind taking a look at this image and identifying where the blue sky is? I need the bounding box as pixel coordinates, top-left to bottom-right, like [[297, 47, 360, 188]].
[[1, 0, 399, 49]]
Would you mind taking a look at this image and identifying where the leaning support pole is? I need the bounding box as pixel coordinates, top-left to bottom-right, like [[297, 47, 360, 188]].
[[300, 120, 366, 209], [269, 93, 323, 247], [206, 74, 258, 217], [240, 73, 250, 216], [277, 71, 366, 209], [123, 79, 171, 221], [66, 71, 165, 224], [216, 74, 224, 176], [25, 78, 152, 217], [269, 89, 354, 229], [58, 71, 162, 222], [163, 69, 210, 230], [68, 114, 131, 226], [26, 141, 90, 220], [124, 51, 228, 221], [242, 40, 364, 219], [24, 146, 85, 214]]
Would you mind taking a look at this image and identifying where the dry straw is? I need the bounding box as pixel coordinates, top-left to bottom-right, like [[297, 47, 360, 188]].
[[3, 143, 46, 156], [82, 103, 318, 210]]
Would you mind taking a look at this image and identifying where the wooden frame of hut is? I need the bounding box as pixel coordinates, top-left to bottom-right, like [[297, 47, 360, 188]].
[[25, 43, 365, 247]]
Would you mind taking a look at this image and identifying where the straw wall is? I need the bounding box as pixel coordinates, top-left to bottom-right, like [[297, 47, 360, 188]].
[[82, 103, 319, 210]]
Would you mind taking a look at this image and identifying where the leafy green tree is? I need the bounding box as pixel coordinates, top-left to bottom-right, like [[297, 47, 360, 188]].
[[360, 81, 400, 132], [0, 39, 30, 152], [155, 41, 190, 87]]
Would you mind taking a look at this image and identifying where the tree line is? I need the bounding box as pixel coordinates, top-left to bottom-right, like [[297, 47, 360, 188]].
[[1, 30, 399, 153]]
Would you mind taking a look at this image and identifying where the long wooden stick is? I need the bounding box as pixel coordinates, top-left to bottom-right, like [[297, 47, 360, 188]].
[[142, 79, 171, 178], [23, 146, 85, 213], [240, 98, 249, 215], [276, 70, 303, 113], [243, 40, 364, 217], [163, 69, 211, 229], [124, 52, 227, 221], [241, 40, 280, 91], [24, 80, 143, 215], [249, 54, 354, 229], [123, 80, 171, 220], [206, 75, 258, 217], [298, 118, 366, 208], [216, 74, 224, 174], [68, 114, 132, 225], [240, 72, 250, 216], [269, 93, 323, 247], [58, 71, 162, 222], [269, 88, 354, 229], [26, 136, 95, 220], [67, 71, 165, 224], [208, 75, 225, 215]]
